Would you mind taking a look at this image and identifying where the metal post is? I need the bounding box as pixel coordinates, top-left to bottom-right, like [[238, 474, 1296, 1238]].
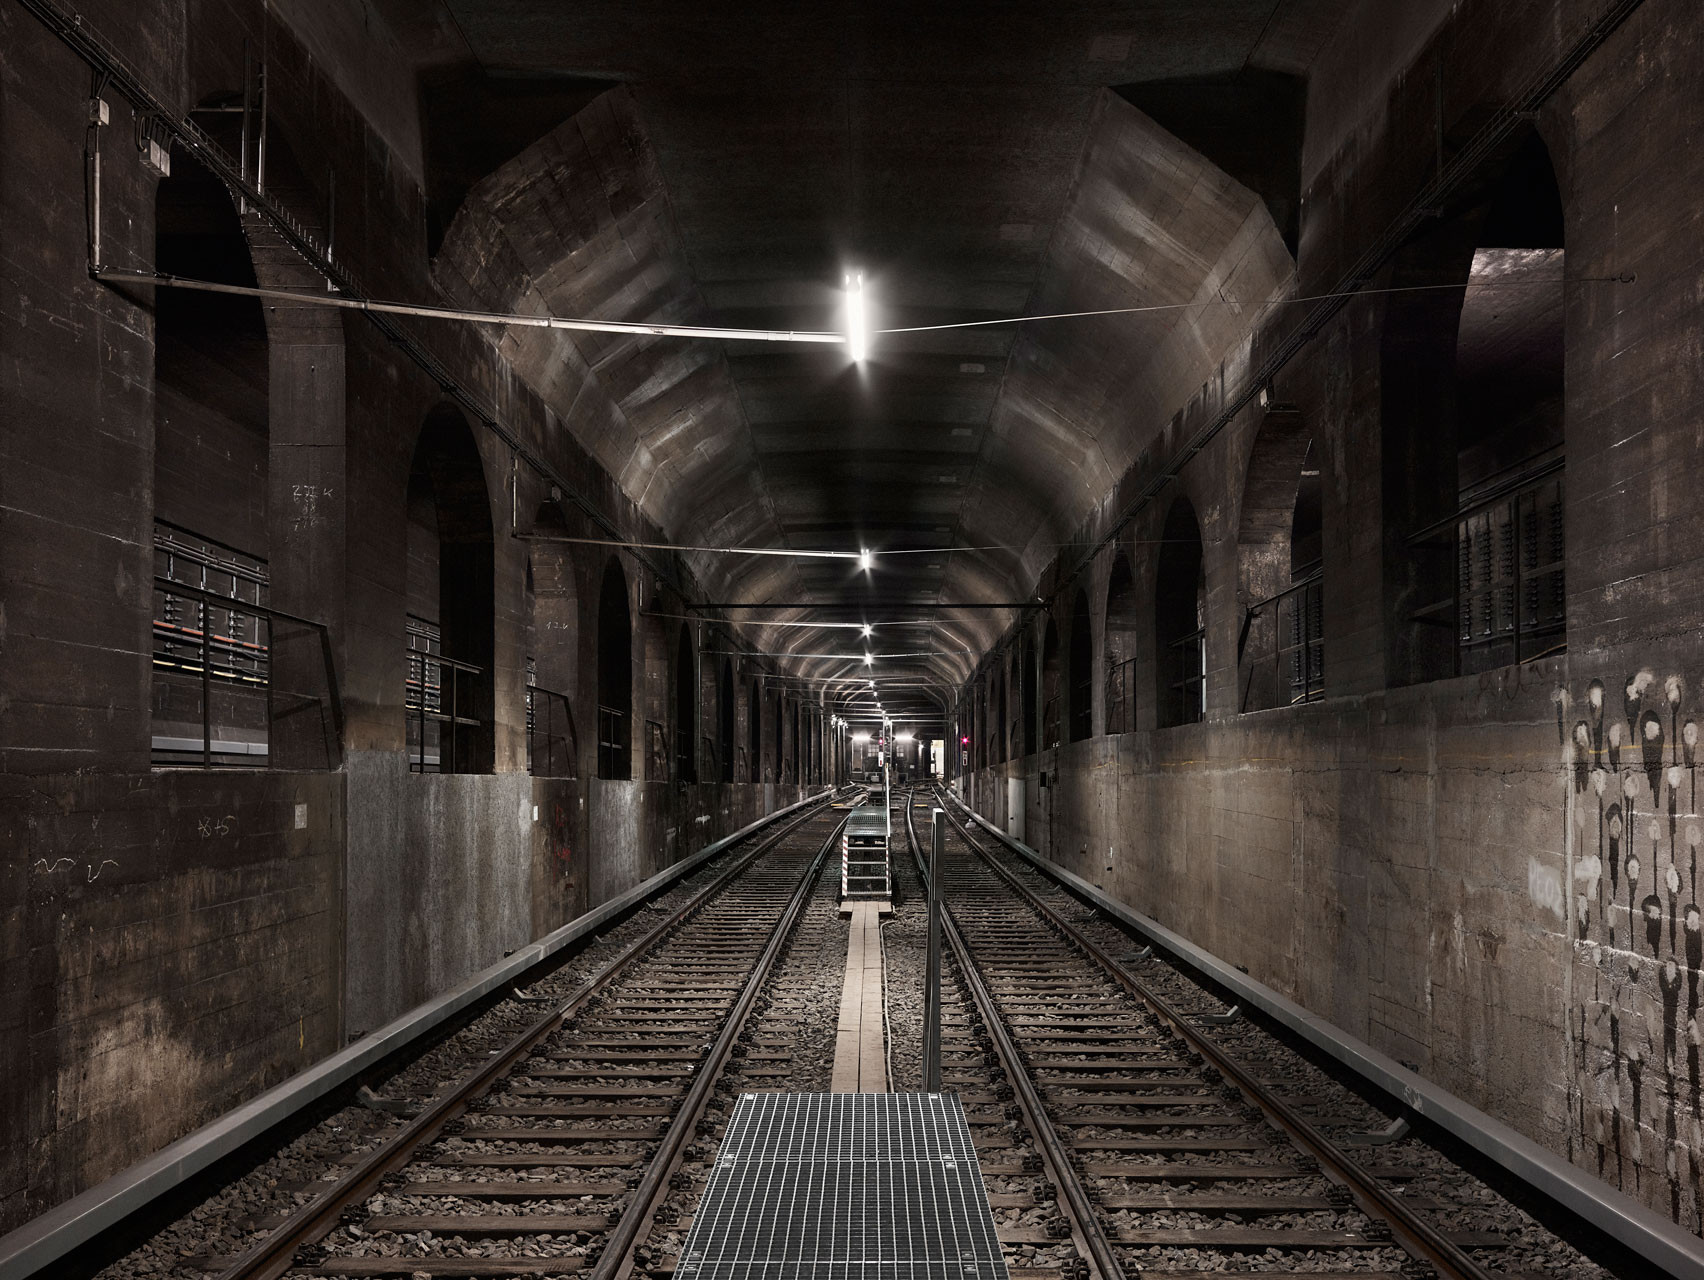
[[201, 598, 212, 767], [447, 659, 457, 776], [415, 654, 425, 774], [263, 614, 273, 766], [923, 808, 944, 1093]]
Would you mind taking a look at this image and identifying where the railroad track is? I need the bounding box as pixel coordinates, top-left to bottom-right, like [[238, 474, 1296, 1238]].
[[115, 795, 856, 1280], [900, 786, 1608, 1280], [73, 781, 1623, 1280]]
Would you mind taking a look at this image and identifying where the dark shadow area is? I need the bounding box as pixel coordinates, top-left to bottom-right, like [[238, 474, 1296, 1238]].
[[1114, 68, 1306, 256], [423, 69, 618, 255]]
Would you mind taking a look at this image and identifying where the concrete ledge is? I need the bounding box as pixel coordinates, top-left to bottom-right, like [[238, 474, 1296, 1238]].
[[0, 788, 834, 1280], [948, 794, 1704, 1280]]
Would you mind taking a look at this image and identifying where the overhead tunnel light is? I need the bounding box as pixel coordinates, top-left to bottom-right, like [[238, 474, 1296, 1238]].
[[859, 547, 874, 572], [845, 271, 868, 363]]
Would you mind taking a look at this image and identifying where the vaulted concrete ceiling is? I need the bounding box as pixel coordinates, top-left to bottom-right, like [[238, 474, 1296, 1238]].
[[409, 0, 1345, 722]]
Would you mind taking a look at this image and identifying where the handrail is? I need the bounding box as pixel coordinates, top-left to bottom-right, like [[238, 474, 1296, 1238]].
[[407, 651, 483, 677], [1243, 566, 1324, 618], [152, 577, 344, 765], [1239, 570, 1325, 711], [154, 577, 325, 636], [526, 684, 577, 778], [1405, 456, 1565, 545]]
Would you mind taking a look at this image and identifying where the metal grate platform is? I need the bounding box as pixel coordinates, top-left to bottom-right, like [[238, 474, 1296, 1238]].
[[677, 1092, 1009, 1280]]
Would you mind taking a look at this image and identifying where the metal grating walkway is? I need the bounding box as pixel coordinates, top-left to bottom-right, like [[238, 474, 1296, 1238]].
[[677, 1092, 1009, 1280]]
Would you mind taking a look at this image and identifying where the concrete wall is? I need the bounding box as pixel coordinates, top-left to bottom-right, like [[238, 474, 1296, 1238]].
[[341, 758, 805, 1037], [956, 0, 1704, 1239], [0, 771, 344, 1228], [0, 0, 826, 1232]]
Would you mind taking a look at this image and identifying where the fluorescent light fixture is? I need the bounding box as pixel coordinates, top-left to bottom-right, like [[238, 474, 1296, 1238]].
[[845, 271, 868, 362], [863, 652, 873, 665], [852, 732, 871, 742], [859, 548, 873, 572], [861, 623, 873, 638], [896, 732, 914, 742]]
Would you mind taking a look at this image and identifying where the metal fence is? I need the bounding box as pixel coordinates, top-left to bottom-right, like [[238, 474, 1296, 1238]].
[[151, 523, 340, 767], [405, 619, 484, 773], [1410, 462, 1565, 674], [526, 684, 577, 777], [1240, 570, 1324, 712]]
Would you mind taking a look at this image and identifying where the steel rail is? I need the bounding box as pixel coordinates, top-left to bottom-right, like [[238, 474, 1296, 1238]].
[[212, 798, 838, 1280], [932, 791, 1499, 1280], [899, 791, 1127, 1280], [595, 813, 849, 1280]]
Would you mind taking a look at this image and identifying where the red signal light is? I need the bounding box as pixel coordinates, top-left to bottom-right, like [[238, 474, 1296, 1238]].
[[960, 735, 969, 745]]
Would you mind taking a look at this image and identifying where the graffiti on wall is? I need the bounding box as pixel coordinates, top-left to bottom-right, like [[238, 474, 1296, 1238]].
[[1558, 671, 1703, 1231], [548, 801, 573, 878]]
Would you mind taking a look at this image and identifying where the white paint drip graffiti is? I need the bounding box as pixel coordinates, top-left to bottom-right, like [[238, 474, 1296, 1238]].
[[1528, 857, 1565, 920], [1558, 669, 1704, 1233]]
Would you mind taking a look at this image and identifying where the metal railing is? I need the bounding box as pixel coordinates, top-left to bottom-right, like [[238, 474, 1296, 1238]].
[[152, 577, 342, 768], [1165, 627, 1206, 725], [526, 684, 577, 778], [1041, 694, 1060, 750], [1104, 656, 1136, 734], [646, 719, 668, 780], [1240, 570, 1324, 712], [1410, 462, 1565, 675], [405, 643, 483, 774]]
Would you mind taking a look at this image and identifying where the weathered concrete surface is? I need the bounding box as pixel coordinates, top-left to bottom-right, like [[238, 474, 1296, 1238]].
[[952, 0, 1704, 1237], [343, 753, 532, 1036], [0, 770, 344, 1230], [0, 0, 836, 1234]]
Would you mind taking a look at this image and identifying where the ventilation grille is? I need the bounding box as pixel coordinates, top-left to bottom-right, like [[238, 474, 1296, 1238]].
[[676, 1092, 1008, 1280]]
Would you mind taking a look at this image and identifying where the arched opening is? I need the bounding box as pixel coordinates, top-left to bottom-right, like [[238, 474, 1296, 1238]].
[[403, 406, 495, 773], [150, 148, 271, 767], [1156, 497, 1206, 728], [1040, 617, 1061, 749], [1386, 130, 1565, 682], [674, 623, 696, 782], [526, 502, 578, 775], [1020, 631, 1036, 756], [749, 677, 763, 782], [974, 682, 987, 771], [1104, 553, 1139, 733], [640, 589, 669, 780], [1068, 589, 1093, 741], [596, 559, 632, 778], [806, 708, 818, 784], [719, 660, 736, 782], [1236, 411, 1323, 711], [792, 701, 802, 784], [773, 691, 784, 783], [995, 668, 1008, 764]]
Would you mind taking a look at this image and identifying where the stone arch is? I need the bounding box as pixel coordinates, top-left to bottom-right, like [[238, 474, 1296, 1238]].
[[674, 622, 697, 782], [1381, 127, 1566, 684], [1104, 552, 1139, 733], [596, 558, 632, 778], [1068, 588, 1093, 742], [1155, 496, 1205, 728], [404, 404, 496, 772], [1236, 409, 1322, 711]]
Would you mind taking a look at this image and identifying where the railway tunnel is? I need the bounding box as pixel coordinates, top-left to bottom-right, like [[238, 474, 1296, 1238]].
[[2, 0, 1703, 1276]]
